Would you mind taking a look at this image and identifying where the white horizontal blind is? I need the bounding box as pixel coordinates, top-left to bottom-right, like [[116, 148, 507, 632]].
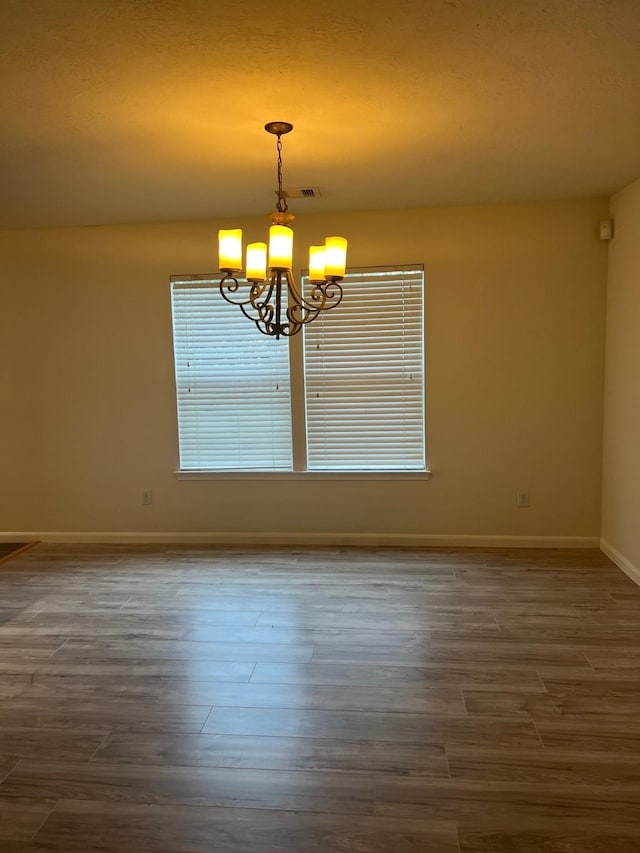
[[171, 278, 292, 471], [303, 267, 425, 471]]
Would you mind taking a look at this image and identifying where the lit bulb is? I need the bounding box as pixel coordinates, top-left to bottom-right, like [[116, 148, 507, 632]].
[[308, 246, 326, 282], [246, 242, 267, 282], [268, 225, 294, 270], [218, 229, 243, 272], [324, 236, 347, 279]]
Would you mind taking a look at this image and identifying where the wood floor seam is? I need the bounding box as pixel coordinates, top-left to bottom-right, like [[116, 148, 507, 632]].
[[50, 637, 70, 657], [0, 756, 20, 784], [528, 717, 546, 748], [88, 731, 117, 763], [24, 798, 59, 845], [198, 706, 215, 735]]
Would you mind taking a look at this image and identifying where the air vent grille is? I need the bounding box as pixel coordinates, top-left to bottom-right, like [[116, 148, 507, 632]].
[[280, 187, 322, 199]]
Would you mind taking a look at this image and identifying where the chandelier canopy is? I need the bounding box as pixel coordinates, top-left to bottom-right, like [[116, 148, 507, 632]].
[[217, 122, 348, 339]]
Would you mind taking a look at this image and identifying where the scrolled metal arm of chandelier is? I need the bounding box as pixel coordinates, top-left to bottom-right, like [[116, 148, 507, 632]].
[[217, 121, 348, 340], [219, 269, 344, 338]]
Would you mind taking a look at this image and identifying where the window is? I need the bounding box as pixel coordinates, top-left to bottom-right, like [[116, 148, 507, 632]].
[[171, 265, 425, 473]]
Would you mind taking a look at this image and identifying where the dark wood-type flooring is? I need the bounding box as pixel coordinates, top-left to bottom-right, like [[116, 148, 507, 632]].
[[0, 543, 639, 852]]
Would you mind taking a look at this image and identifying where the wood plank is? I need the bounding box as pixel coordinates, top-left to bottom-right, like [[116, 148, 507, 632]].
[[30, 799, 460, 852], [0, 729, 105, 761], [0, 699, 212, 733], [1, 759, 376, 814], [447, 745, 640, 785], [463, 689, 640, 721], [201, 706, 541, 748], [54, 638, 314, 662], [374, 778, 640, 829], [7, 659, 255, 680], [93, 732, 449, 776], [536, 720, 640, 753], [458, 831, 640, 852], [251, 661, 549, 690]]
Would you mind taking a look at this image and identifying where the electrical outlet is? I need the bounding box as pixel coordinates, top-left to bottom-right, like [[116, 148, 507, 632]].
[[142, 490, 153, 506], [516, 490, 530, 508]]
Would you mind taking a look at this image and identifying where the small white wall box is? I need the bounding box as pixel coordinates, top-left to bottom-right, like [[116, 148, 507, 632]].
[[599, 219, 614, 241]]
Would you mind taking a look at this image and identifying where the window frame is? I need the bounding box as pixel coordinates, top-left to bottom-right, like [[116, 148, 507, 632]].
[[170, 265, 431, 479]]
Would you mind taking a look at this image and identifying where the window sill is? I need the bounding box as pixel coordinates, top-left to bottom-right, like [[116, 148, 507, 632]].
[[175, 470, 432, 481]]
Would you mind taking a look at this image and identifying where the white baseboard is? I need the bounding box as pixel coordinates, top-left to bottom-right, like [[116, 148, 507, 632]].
[[600, 538, 640, 588], [0, 531, 600, 548]]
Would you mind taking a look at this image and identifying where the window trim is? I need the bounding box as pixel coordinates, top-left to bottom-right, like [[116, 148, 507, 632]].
[[170, 264, 429, 476], [174, 470, 432, 480]]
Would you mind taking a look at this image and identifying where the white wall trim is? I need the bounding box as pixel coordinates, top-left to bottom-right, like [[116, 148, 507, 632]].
[[600, 538, 640, 588], [0, 531, 600, 548]]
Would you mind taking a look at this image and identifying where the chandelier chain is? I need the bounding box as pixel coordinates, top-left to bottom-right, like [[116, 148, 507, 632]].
[[276, 135, 288, 213]]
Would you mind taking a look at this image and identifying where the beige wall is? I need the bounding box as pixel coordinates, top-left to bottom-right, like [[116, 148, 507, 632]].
[[0, 198, 608, 541], [602, 178, 640, 569]]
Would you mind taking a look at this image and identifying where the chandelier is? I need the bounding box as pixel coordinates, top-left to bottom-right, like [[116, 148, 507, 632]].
[[217, 122, 348, 339]]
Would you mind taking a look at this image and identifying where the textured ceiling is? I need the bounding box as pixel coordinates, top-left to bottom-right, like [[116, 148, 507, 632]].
[[1, 0, 639, 228]]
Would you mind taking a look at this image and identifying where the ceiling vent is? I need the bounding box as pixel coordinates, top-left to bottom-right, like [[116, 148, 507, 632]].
[[280, 187, 322, 199]]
